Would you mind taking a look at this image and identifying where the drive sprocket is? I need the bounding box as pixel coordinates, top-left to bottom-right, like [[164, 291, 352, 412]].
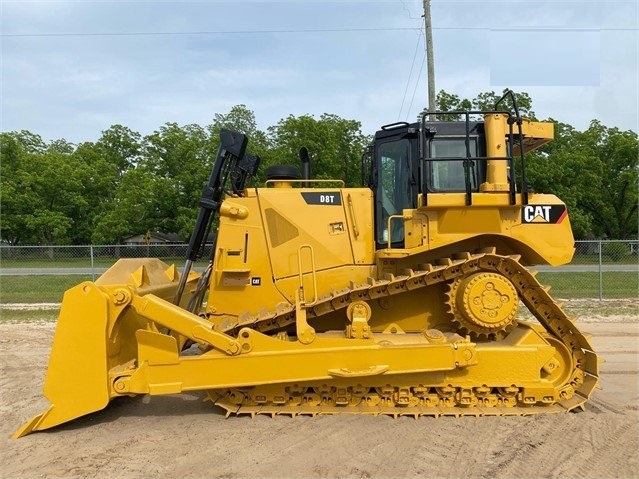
[[447, 271, 519, 340]]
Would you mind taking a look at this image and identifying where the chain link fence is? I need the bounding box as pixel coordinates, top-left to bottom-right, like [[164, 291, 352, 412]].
[[0, 240, 637, 303], [569, 240, 638, 300]]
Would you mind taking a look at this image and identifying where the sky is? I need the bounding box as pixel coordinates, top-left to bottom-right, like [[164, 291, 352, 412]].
[[1, 0, 638, 144]]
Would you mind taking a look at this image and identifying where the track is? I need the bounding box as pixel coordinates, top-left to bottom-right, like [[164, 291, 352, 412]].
[[212, 249, 600, 416]]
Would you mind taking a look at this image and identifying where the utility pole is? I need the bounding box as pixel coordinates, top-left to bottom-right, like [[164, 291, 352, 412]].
[[423, 0, 436, 120]]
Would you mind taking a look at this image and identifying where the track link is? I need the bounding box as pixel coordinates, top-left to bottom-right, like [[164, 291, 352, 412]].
[[211, 249, 600, 416]]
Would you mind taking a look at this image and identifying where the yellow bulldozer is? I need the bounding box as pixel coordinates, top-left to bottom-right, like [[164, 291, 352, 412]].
[[14, 93, 599, 438]]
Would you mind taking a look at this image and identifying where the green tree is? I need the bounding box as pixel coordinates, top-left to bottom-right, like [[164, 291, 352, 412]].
[[143, 123, 211, 237], [91, 167, 156, 244], [13, 130, 47, 154], [0, 132, 33, 244], [427, 89, 534, 120], [268, 113, 368, 187], [526, 120, 638, 239], [76, 125, 143, 243], [95, 124, 142, 175], [92, 123, 211, 243], [0, 133, 88, 245], [524, 120, 593, 238], [472, 90, 534, 118], [208, 104, 267, 147], [432, 91, 472, 120], [574, 121, 637, 239]]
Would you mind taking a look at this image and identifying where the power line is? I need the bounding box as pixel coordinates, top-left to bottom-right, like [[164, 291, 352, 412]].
[[398, 0, 422, 20], [2, 27, 423, 38], [3, 26, 634, 38], [406, 50, 427, 121], [398, 30, 423, 121]]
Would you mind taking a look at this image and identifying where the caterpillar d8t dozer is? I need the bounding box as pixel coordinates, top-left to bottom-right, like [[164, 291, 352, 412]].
[[15, 94, 600, 438]]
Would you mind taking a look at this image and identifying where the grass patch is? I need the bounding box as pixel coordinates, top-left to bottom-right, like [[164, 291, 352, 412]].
[[0, 256, 185, 268], [572, 254, 638, 265], [537, 271, 638, 299], [0, 308, 59, 323], [1, 257, 97, 268], [0, 275, 93, 303]]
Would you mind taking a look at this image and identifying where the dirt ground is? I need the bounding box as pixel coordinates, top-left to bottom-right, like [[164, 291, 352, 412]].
[[1, 316, 637, 479]]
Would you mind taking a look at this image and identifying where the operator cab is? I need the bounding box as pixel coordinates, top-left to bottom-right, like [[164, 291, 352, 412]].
[[366, 118, 491, 249]]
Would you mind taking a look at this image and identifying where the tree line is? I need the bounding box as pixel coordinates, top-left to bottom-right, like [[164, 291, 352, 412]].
[[1, 91, 637, 245]]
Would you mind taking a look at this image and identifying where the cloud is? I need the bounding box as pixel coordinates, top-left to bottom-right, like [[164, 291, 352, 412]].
[[489, 31, 601, 87], [1, 0, 636, 144]]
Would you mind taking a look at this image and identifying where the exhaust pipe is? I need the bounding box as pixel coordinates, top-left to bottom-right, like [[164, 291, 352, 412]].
[[299, 147, 311, 187]]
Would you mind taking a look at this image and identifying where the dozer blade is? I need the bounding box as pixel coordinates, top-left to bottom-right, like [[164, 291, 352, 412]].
[[13, 283, 111, 438], [14, 258, 188, 439]]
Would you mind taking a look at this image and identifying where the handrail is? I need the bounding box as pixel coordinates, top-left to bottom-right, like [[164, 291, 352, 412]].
[[264, 178, 345, 188], [419, 108, 520, 207], [347, 193, 360, 238], [386, 214, 405, 249], [297, 244, 318, 306]]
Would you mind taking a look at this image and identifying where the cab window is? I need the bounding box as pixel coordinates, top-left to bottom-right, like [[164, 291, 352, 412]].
[[429, 138, 478, 191]]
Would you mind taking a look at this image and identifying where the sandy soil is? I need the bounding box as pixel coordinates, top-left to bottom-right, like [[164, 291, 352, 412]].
[[1, 319, 637, 479]]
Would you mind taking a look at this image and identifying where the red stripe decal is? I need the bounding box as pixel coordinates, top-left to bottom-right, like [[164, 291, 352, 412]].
[[557, 209, 568, 224]]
